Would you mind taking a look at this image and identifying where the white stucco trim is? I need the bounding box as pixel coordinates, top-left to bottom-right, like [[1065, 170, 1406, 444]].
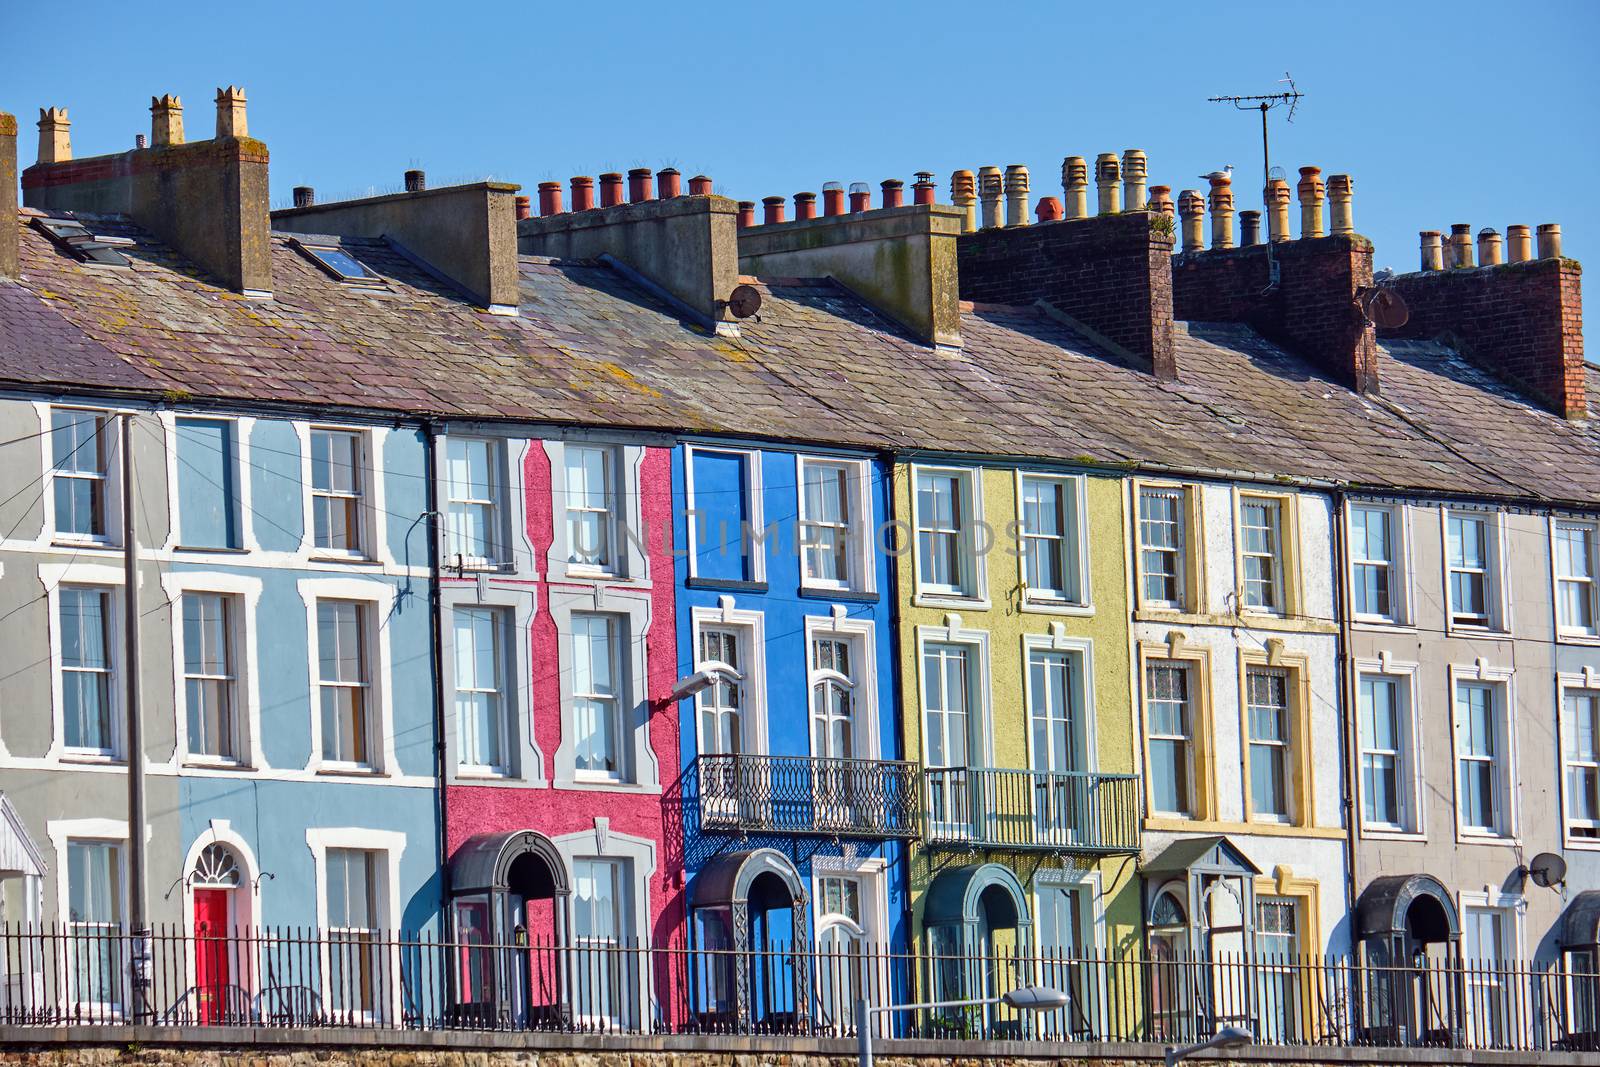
[[440, 576, 544, 785], [811, 854, 890, 944], [803, 610, 881, 760], [909, 463, 990, 610], [914, 620, 994, 767], [305, 827, 407, 1023], [1351, 654, 1425, 841], [1020, 626, 1098, 773], [34, 402, 128, 553], [690, 598, 769, 756], [1557, 670, 1600, 850], [1346, 498, 1417, 631], [549, 584, 659, 792], [545, 440, 651, 586], [295, 423, 398, 567], [159, 571, 267, 773], [40, 563, 128, 764], [1549, 515, 1600, 645], [298, 577, 400, 777], [552, 821, 657, 1027], [434, 434, 531, 573], [46, 818, 132, 929], [1447, 659, 1519, 846], [179, 820, 266, 996], [1457, 885, 1527, 963], [1013, 469, 1093, 615], [1439, 507, 1513, 638], [155, 411, 261, 554], [684, 445, 765, 585]]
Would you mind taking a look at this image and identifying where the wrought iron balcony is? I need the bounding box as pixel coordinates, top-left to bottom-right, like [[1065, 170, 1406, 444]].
[[694, 754, 920, 839], [921, 767, 1140, 854]]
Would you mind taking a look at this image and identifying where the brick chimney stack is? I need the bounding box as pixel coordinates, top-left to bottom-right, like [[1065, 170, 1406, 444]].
[[1122, 149, 1148, 210], [1095, 153, 1121, 215], [215, 86, 247, 138], [1061, 156, 1089, 219], [150, 94, 184, 146], [37, 107, 70, 163], [1003, 165, 1029, 227]]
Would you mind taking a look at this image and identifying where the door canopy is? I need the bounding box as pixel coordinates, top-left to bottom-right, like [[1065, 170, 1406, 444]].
[[450, 829, 570, 898], [692, 848, 805, 911], [1357, 873, 1459, 944], [924, 862, 1031, 931]]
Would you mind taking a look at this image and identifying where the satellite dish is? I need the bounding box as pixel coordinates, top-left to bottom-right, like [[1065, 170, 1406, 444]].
[[727, 283, 763, 319], [1365, 286, 1409, 330], [1528, 852, 1567, 889]]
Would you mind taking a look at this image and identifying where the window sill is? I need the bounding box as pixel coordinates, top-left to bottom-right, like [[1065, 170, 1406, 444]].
[[183, 758, 253, 772], [59, 751, 121, 766], [687, 577, 768, 593], [175, 545, 249, 555], [1359, 826, 1428, 843], [455, 768, 515, 781], [1556, 631, 1600, 647], [443, 559, 514, 575], [554, 776, 662, 795], [1445, 621, 1511, 639], [314, 764, 386, 779], [1456, 830, 1520, 847], [912, 592, 991, 612], [797, 585, 878, 603], [1018, 597, 1094, 617], [1133, 608, 1336, 634], [1350, 619, 1417, 635], [1144, 816, 1345, 839], [308, 554, 381, 567], [50, 538, 118, 551], [1563, 834, 1600, 851]]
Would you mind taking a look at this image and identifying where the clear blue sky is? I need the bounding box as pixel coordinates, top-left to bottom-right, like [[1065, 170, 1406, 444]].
[[4, 0, 1597, 337]]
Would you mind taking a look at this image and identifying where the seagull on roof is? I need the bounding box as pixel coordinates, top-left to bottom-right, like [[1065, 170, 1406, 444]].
[[1200, 165, 1234, 182]]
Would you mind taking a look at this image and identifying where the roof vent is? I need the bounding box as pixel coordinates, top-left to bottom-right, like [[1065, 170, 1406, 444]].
[[31, 216, 133, 266]]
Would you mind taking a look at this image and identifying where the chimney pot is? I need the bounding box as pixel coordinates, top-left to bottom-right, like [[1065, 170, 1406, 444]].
[[657, 168, 682, 198], [688, 174, 713, 196], [150, 94, 184, 146], [1449, 223, 1474, 269], [1296, 165, 1326, 238], [1327, 174, 1354, 235], [214, 85, 247, 139], [538, 181, 564, 216], [627, 167, 654, 203], [1265, 178, 1292, 242], [822, 181, 846, 217], [135, 133, 147, 150], [1537, 222, 1563, 259], [1419, 230, 1444, 271], [571, 176, 596, 211], [1095, 153, 1122, 215], [599, 172, 624, 208], [762, 195, 786, 225], [1036, 196, 1063, 223], [1178, 188, 1206, 253], [1121, 149, 1148, 210], [1003, 165, 1030, 227], [1505, 224, 1533, 262], [1477, 227, 1504, 266], [913, 171, 936, 206], [978, 166, 1003, 229], [1060, 156, 1089, 219], [36, 107, 70, 164], [950, 170, 977, 232], [880, 179, 905, 209], [737, 200, 757, 228], [1148, 185, 1175, 220], [293, 185, 316, 209], [794, 191, 818, 220], [1206, 172, 1235, 249], [849, 181, 871, 213], [1239, 210, 1263, 246], [404, 169, 427, 193], [514, 195, 532, 220]]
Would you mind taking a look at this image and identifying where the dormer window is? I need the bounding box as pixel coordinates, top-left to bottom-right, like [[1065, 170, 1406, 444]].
[[32, 217, 133, 267], [291, 239, 383, 285]]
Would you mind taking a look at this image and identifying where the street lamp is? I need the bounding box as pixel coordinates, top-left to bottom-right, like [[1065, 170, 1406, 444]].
[[1164, 1025, 1253, 1066], [855, 985, 1070, 1067]]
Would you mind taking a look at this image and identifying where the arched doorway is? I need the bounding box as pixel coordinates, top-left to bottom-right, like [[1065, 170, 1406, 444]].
[[1356, 873, 1462, 1047], [924, 863, 1033, 1035], [447, 830, 571, 1029], [690, 849, 809, 1032]]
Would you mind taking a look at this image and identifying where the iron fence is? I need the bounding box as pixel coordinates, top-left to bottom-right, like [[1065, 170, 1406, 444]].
[[1, 924, 1597, 1053], [694, 755, 920, 838], [921, 768, 1142, 853]]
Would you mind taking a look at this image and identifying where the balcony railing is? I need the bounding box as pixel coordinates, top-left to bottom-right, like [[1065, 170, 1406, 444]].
[[921, 767, 1140, 853], [694, 754, 919, 839]]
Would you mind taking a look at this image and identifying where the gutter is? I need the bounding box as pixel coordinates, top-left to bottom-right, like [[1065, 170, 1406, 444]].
[[422, 420, 451, 923], [1331, 490, 1362, 934], [881, 452, 918, 960]]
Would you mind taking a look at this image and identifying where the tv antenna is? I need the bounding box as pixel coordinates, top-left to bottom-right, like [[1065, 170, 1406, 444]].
[[1209, 73, 1304, 208]]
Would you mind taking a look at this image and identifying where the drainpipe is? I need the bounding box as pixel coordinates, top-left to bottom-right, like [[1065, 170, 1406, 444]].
[[882, 452, 916, 972], [1331, 491, 1360, 945], [423, 420, 451, 924]]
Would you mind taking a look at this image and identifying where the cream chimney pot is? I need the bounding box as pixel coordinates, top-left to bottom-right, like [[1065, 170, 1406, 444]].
[[1004, 164, 1030, 228], [1178, 189, 1206, 253], [151, 94, 184, 146], [1419, 231, 1444, 271], [215, 86, 247, 139], [1327, 174, 1354, 235], [1296, 166, 1325, 238], [1265, 178, 1292, 243], [1506, 224, 1533, 262], [1478, 228, 1504, 266], [1449, 223, 1474, 269], [951, 170, 977, 233], [978, 166, 1003, 230], [1207, 173, 1234, 249], [1121, 149, 1148, 210], [37, 107, 70, 163], [1060, 156, 1089, 219], [1537, 223, 1563, 259], [1095, 153, 1122, 215]]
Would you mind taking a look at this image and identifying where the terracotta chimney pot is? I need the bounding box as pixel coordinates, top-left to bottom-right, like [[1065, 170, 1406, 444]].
[[1478, 227, 1504, 266], [1036, 196, 1063, 222], [880, 179, 904, 209], [150, 94, 184, 146], [849, 182, 871, 213], [1095, 152, 1122, 215], [514, 195, 532, 220], [1265, 178, 1292, 242], [1506, 224, 1533, 262], [762, 195, 786, 224], [1327, 174, 1354, 235], [822, 181, 846, 217], [950, 170, 977, 232], [1207, 173, 1234, 249], [794, 191, 817, 220], [1537, 223, 1563, 259], [1178, 189, 1206, 253], [1239, 210, 1263, 246], [688, 174, 714, 196], [571, 176, 595, 211], [214, 86, 247, 139], [913, 171, 936, 206], [1449, 223, 1475, 269], [737, 200, 756, 228], [537, 181, 564, 216], [978, 166, 1003, 229], [627, 167, 654, 203], [657, 168, 682, 198], [37, 107, 71, 163]]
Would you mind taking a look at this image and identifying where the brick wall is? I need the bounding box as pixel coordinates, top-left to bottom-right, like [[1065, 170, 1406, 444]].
[[1380, 259, 1585, 419], [957, 212, 1176, 378], [1172, 236, 1378, 394]]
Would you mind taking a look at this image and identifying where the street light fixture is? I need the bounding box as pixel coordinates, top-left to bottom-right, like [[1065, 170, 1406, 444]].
[[855, 986, 1070, 1067], [1164, 1025, 1253, 1066]]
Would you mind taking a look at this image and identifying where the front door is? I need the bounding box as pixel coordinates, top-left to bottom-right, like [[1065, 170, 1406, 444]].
[[193, 888, 232, 1024]]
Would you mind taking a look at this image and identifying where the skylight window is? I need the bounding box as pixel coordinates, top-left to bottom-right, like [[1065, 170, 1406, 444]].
[[290, 239, 383, 284], [32, 217, 133, 267]]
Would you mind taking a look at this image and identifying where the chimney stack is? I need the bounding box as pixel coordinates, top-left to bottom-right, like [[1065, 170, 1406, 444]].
[[1207, 172, 1234, 249], [0, 111, 17, 279], [538, 181, 564, 216], [1061, 156, 1089, 219], [688, 174, 714, 196], [628, 168, 654, 203], [822, 181, 846, 217], [1178, 189, 1205, 253], [571, 176, 595, 211], [1095, 153, 1121, 215], [214, 86, 247, 138], [658, 168, 682, 198], [913, 172, 936, 206], [37, 107, 70, 163], [1449, 223, 1474, 269], [1239, 210, 1263, 247], [1297, 166, 1325, 238], [404, 169, 427, 193], [150, 94, 184, 146], [1122, 149, 1148, 210], [1148, 185, 1175, 221], [880, 179, 905, 209], [848, 182, 871, 213], [514, 195, 532, 220], [599, 173, 624, 208], [1477, 227, 1503, 266], [293, 185, 316, 209], [978, 166, 1002, 229], [951, 170, 976, 232], [1537, 223, 1563, 259], [1265, 178, 1291, 242], [762, 195, 785, 225], [736, 201, 756, 228], [1419, 231, 1444, 271], [1036, 196, 1063, 223], [1506, 224, 1533, 262], [1327, 174, 1354, 235], [1003, 165, 1029, 227], [793, 191, 817, 220]]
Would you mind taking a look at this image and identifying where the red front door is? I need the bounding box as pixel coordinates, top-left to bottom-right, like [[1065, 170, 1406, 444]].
[[194, 889, 232, 1024]]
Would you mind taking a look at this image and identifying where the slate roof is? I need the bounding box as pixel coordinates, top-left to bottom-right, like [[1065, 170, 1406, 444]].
[[3, 207, 1598, 507]]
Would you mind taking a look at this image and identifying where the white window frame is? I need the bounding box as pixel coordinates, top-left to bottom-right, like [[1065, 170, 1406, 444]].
[[301, 578, 399, 776], [551, 822, 657, 1027], [440, 578, 541, 785], [804, 611, 880, 761], [1144, 657, 1198, 818], [161, 572, 265, 771], [690, 600, 769, 757], [306, 827, 405, 1025], [157, 411, 260, 556], [1236, 491, 1289, 616], [1553, 517, 1600, 642], [441, 435, 510, 571], [1353, 655, 1424, 838], [1560, 671, 1600, 849], [683, 445, 765, 585], [1449, 661, 1517, 843], [45, 406, 121, 547], [305, 426, 373, 560], [911, 465, 986, 606], [1033, 865, 1109, 1031], [546, 440, 649, 584], [1134, 481, 1195, 613], [451, 605, 514, 778], [1458, 888, 1525, 1048], [1022, 628, 1097, 774], [916, 621, 992, 839], [1348, 501, 1411, 627], [41, 563, 126, 764], [812, 853, 891, 1026], [549, 586, 657, 792], [1243, 664, 1294, 823], [1443, 509, 1507, 634], [1015, 471, 1090, 612], [46, 819, 129, 1019], [563, 443, 621, 577], [798, 455, 875, 595]]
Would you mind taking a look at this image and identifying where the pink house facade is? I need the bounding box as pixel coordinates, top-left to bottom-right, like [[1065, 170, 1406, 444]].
[[439, 431, 682, 1027]]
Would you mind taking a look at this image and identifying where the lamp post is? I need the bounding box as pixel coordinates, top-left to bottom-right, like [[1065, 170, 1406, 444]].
[[1164, 1025, 1253, 1066], [855, 985, 1070, 1067]]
